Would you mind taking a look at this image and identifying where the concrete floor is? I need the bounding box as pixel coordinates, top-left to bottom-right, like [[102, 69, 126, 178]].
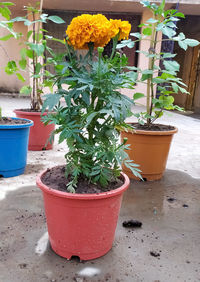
[[0, 96, 200, 282]]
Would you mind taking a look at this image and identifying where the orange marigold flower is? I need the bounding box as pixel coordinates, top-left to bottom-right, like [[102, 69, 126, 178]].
[[109, 19, 131, 40], [66, 14, 112, 49]]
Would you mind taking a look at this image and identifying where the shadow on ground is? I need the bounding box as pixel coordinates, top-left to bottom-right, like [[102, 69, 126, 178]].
[[0, 169, 200, 282]]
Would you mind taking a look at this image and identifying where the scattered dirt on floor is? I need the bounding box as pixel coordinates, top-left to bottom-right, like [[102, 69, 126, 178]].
[[18, 263, 28, 269], [41, 165, 124, 194], [150, 251, 161, 258], [0, 210, 45, 263], [122, 220, 143, 228], [167, 197, 176, 203]]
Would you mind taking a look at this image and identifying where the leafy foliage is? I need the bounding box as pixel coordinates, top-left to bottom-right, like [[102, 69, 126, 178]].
[[0, 2, 22, 118], [117, 0, 199, 126], [4, 3, 65, 110], [42, 37, 141, 192]]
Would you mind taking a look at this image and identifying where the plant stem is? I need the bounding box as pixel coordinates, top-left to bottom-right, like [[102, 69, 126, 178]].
[[147, 15, 157, 126], [110, 35, 118, 60], [32, 11, 36, 110]]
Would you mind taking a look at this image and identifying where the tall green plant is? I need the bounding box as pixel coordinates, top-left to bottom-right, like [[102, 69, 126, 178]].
[[117, 0, 199, 127], [5, 1, 65, 111], [0, 1, 21, 119], [42, 14, 141, 192]]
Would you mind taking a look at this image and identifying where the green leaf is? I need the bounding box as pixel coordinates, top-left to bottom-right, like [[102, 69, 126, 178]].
[[143, 27, 152, 36], [42, 94, 61, 112], [179, 86, 189, 94], [26, 49, 33, 59], [0, 33, 13, 41], [178, 40, 187, 50], [48, 15, 65, 24], [0, 6, 11, 20], [162, 26, 176, 38], [127, 41, 135, 48], [142, 69, 154, 75], [155, 111, 163, 118], [163, 60, 180, 72], [35, 62, 42, 74], [152, 77, 166, 83], [146, 18, 158, 24], [20, 85, 32, 95], [20, 48, 27, 59], [157, 0, 165, 15], [172, 83, 179, 93], [47, 36, 65, 45], [173, 32, 185, 41], [133, 93, 145, 100], [130, 32, 141, 39], [28, 43, 45, 56], [19, 58, 27, 70], [141, 73, 151, 81], [116, 39, 133, 49], [174, 12, 185, 18], [16, 73, 25, 82], [0, 2, 15, 6], [162, 53, 176, 59], [86, 112, 98, 126], [166, 22, 177, 29], [184, 39, 199, 47], [5, 60, 17, 74], [82, 92, 90, 105], [27, 30, 33, 40]]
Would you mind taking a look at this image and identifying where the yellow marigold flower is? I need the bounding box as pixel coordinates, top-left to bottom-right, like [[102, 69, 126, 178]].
[[110, 19, 131, 40], [66, 14, 112, 49]]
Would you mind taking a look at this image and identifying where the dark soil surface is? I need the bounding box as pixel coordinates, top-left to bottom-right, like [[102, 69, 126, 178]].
[[41, 165, 124, 194], [0, 117, 31, 125], [131, 123, 175, 131], [16, 109, 51, 113]]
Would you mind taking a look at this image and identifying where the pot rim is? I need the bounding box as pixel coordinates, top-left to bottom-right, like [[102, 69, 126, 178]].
[[36, 167, 130, 200], [14, 109, 55, 116], [0, 117, 33, 129], [124, 123, 178, 136]]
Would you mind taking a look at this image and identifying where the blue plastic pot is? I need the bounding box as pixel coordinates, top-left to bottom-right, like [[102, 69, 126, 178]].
[[0, 117, 33, 178]]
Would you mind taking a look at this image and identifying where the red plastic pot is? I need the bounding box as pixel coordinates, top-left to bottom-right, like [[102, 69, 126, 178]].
[[36, 169, 130, 260], [14, 110, 55, 151]]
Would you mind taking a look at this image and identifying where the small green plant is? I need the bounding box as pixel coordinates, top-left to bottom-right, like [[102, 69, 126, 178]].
[[5, 1, 65, 111], [117, 0, 199, 127], [42, 14, 141, 192], [0, 1, 21, 119]]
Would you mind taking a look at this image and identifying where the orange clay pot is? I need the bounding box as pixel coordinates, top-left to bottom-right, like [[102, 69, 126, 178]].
[[121, 126, 178, 181]]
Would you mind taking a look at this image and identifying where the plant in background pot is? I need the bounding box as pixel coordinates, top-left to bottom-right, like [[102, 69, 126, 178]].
[[5, 1, 65, 150], [0, 2, 33, 177], [120, 0, 199, 180], [36, 14, 141, 260]]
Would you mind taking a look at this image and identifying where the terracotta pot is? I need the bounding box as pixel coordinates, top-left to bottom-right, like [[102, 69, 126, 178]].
[[36, 169, 130, 260], [14, 110, 55, 151], [121, 126, 178, 181]]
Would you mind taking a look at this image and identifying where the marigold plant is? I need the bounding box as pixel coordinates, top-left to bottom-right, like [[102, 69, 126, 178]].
[[43, 14, 141, 192]]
